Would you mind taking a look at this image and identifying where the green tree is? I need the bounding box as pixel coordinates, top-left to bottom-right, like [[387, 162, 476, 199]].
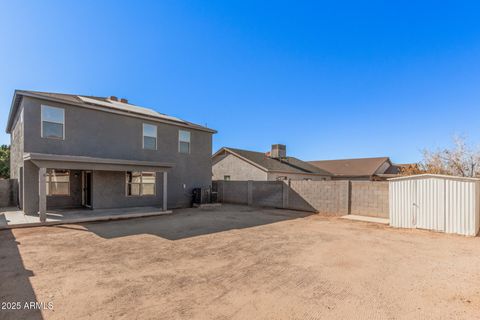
[[0, 145, 10, 179]]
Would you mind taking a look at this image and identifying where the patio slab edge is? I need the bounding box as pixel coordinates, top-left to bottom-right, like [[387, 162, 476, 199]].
[[341, 214, 389, 225], [0, 210, 173, 230]]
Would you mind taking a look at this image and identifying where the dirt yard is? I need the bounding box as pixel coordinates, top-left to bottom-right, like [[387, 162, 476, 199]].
[[1, 205, 480, 320]]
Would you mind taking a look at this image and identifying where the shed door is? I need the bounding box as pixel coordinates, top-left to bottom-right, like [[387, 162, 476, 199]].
[[414, 178, 445, 232]]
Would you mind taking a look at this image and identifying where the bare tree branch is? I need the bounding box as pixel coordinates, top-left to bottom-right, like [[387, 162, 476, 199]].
[[401, 136, 480, 177]]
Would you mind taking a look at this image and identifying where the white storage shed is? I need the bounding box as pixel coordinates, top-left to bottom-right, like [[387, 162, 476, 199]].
[[389, 174, 480, 236]]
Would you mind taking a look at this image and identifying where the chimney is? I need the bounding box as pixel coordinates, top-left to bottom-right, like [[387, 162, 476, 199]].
[[120, 98, 128, 104], [270, 144, 286, 159], [108, 96, 118, 101]]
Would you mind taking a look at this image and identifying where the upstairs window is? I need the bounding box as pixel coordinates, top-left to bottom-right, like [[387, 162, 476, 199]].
[[179, 130, 190, 154], [46, 169, 70, 196], [143, 124, 157, 150], [41, 105, 64, 139], [126, 172, 156, 196]]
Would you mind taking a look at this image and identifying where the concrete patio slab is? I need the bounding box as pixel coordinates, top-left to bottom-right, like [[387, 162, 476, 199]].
[[341, 214, 389, 225], [0, 206, 172, 229]]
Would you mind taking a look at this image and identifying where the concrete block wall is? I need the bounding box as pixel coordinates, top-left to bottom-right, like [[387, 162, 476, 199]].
[[288, 180, 349, 215], [0, 179, 17, 207], [252, 181, 283, 207], [350, 181, 389, 218], [215, 180, 390, 218], [216, 180, 284, 208], [217, 181, 249, 204]]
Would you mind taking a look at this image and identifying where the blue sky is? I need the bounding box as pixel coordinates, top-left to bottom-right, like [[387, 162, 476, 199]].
[[1, 1, 480, 163]]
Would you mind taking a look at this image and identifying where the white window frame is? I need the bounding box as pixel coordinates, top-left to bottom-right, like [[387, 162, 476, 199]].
[[125, 171, 156, 196], [178, 130, 191, 154], [142, 123, 157, 150], [41, 105, 65, 140]]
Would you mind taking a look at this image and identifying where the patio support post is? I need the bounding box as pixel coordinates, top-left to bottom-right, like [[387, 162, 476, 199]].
[[163, 171, 167, 211], [38, 167, 47, 222]]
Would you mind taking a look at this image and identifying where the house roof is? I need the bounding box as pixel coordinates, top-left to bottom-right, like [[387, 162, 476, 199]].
[[213, 147, 332, 176], [6, 90, 216, 134], [308, 157, 391, 177]]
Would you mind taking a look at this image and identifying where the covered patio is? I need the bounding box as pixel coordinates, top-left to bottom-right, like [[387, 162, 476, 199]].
[[0, 206, 173, 229], [22, 153, 174, 221]]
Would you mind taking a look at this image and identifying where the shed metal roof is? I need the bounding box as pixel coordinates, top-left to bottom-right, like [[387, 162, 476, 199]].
[[388, 173, 480, 182]]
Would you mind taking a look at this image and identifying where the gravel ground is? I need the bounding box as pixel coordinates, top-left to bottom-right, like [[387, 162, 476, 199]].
[[1, 204, 479, 320]]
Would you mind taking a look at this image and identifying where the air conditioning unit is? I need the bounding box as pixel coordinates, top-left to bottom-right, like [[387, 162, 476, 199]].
[[192, 187, 213, 205]]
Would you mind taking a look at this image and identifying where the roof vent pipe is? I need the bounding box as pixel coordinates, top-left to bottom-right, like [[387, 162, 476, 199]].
[[108, 96, 118, 101], [120, 98, 128, 104]]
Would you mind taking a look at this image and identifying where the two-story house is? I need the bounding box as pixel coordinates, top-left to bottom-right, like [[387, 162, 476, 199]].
[[6, 90, 216, 221]]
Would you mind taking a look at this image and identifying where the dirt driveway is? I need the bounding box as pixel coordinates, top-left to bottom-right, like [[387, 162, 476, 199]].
[[1, 205, 480, 320]]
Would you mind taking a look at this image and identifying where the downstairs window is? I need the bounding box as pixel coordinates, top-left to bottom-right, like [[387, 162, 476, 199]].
[[46, 169, 70, 196], [126, 172, 156, 196]]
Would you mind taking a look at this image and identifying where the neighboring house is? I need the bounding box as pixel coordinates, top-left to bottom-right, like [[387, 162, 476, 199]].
[[212, 145, 332, 181], [308, 157, 405, 181], [6, 90, 216, 220]]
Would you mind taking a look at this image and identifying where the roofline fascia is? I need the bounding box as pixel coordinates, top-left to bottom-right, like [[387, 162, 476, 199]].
[[6, 91, 217, 134], [212, 147, 227, 159], [5, 90, 23, 133], [307, 156, 390, 163], [331, 175, 372, 178], [372, 158, 392, 175]]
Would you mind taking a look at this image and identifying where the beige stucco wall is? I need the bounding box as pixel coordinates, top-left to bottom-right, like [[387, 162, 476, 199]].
[[213, 154, 267, 181]]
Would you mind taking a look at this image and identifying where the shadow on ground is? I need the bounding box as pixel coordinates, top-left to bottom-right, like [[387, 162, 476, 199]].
[[69, 205, 313, 240], [0, 215, 43, 320]]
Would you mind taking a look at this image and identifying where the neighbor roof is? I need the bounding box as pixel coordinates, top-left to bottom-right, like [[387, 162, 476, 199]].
[[6, 90, 216, 133], [308, 157, 390, 177], [213, 147, 332, 176]]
